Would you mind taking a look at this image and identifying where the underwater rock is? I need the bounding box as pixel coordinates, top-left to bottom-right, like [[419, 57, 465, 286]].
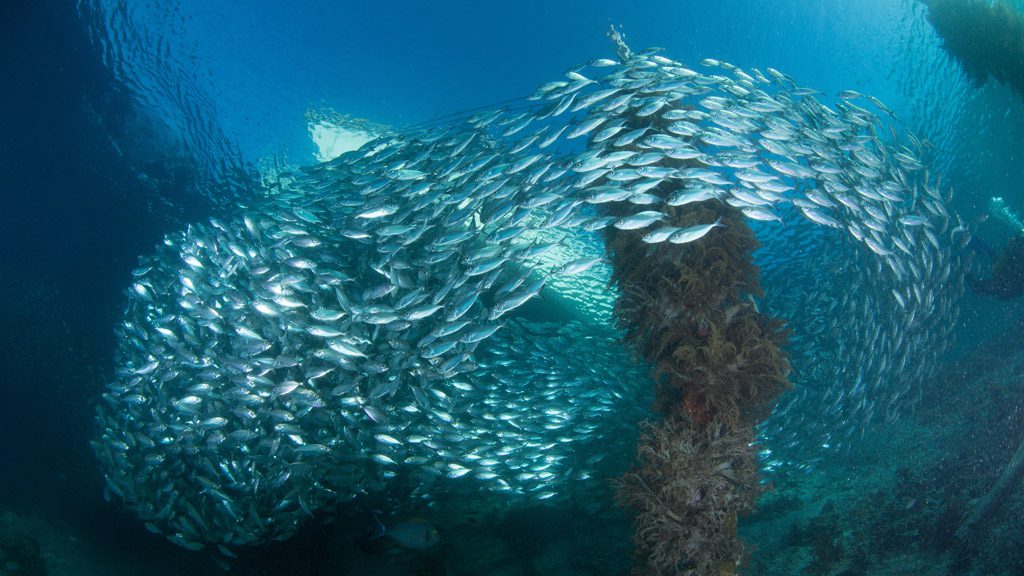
[[0, 512, 46, 576], [968, 235, 1024, 299], [780, 502, 848, 576]]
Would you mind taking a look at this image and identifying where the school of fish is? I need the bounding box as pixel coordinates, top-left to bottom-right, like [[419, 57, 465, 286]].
[[93, 29, 968, 551]]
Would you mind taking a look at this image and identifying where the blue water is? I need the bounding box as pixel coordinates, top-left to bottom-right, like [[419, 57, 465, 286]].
[[3, 0, 1024, 574], [95, 0, 935, 164]]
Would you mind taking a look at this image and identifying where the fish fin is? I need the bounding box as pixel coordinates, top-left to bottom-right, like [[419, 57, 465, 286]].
[[358, 517, 387, 554], [368, 515, 386, 540]]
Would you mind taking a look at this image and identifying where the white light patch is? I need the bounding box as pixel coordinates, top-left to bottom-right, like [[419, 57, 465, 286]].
[[307, 112, 389, 162], [310, 123, 376, 162], [511, 220, 617, 325]]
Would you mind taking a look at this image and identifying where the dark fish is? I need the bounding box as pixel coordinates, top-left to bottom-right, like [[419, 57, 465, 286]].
[[363, 517, 440, 551]]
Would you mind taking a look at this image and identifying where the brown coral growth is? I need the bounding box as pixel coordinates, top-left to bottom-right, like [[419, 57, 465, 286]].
[[617, 416, 761, 576], [606, 197, 791, 574], [606, 200, 791, 427]]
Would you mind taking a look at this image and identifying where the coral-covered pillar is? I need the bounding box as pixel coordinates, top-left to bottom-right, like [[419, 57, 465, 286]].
[[608, 200, 791, 575]]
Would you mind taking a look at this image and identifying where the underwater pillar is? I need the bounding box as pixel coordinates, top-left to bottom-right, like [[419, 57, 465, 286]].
[[608, 199, 791, 575], [921, 0, 1024, 100]]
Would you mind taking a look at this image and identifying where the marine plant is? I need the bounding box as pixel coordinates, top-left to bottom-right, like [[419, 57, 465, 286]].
[[617, 416, 760, 575], [606, 175, 790, 573]]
